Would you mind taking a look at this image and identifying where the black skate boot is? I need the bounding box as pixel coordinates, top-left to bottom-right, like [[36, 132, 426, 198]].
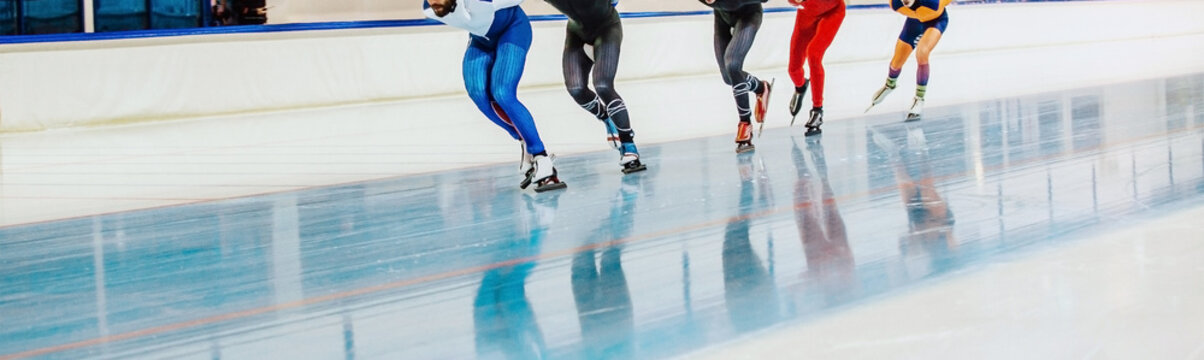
[[789, 79, 810, 126], [804, 107, 824, 137]]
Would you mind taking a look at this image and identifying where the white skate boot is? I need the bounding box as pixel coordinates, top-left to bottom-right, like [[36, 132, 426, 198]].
[[866, 82, 896, 113], [905, 96, 925, 122], [527, 154, 567, 192]]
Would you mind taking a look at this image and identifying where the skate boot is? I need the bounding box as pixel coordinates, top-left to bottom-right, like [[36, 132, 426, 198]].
[[735, 121, 755, 153], [789, 78, 810, 126], [619, 142, 647, 174], [865, 82, 896, 113], [528, 154, 567, 193], [753, 78, 774, 136], [804, 107, 824, 137], [518, 141, 536, 189], [602, 117, 621, 149], [905, 96, 925, 122]]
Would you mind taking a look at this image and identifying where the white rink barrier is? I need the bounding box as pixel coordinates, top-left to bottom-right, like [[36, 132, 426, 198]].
[[0, 0, 1202, 132]]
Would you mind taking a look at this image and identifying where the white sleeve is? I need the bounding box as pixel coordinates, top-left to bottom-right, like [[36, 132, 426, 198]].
[[425, 0, 494, 36]]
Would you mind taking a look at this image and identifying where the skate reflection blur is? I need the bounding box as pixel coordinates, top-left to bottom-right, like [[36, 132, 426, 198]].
[[873, 123, 958, 277], [470, 180, 561, 360], [723, 153, 781, 332], [790, 136, 858, 304], [570, 175, 642, 359]]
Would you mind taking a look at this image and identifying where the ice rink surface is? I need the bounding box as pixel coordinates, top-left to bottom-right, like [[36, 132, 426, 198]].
[[1, 31, 1203, 360]]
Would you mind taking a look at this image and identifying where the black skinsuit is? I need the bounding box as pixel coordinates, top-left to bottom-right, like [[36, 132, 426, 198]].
[[699, 0, 768, 123], [545, 0, 636, 145]]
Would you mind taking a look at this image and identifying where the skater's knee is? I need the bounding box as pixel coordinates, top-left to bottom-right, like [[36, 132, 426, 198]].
[[787, 66, 805, 79], [915, 48, 932, 64], [489, 86, 519, 103], [466, 84, 491, 104], [720, 73, 734, 86], [593, 82, 617, 99], [724, 62, 744, 80], [807, 53, 825, 67], [565, 84, 591, 101]]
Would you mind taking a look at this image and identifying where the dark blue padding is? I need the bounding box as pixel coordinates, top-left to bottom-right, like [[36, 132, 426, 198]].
[[0, 0, 1114, 45]]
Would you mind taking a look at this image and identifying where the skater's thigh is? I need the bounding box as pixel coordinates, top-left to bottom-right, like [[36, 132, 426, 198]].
[[915, 27, 944, 58], [491, 25, 533, 97], [591, 25, 623, 85], [562, 30, 593, 89], [462, 43, 496, 102], [725, 10, 762, 65]]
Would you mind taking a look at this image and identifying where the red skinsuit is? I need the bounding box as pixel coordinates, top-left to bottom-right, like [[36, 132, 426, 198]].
[[788, 0, 846, 108]]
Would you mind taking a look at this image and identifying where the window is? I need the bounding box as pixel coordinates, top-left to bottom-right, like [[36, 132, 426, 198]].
[[22, 0, 83, 34]]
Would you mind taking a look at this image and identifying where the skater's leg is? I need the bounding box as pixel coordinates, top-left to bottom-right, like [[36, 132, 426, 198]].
[[591, 25, 635, 144], [489, 18, 545, 156], [807, 7, 845, 108], [712, 11, 735, 86], [463, 42, 521, 140], [562, 30, 606, 120], [725, 9, 765, 124], [788, 10, 818, 90], [890, 18, 923, 85], [913, 27, 943, 99]]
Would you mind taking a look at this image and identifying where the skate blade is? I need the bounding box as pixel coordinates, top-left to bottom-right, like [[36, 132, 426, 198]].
[[790, 113, 798, 126], [864, 104, 875, 113], [621, 164, 648, 174], [735, 144, 756, 154], [534, 181, 568, 193], [757, 122, 764, 137], [905, 113, 922, 122], [805, 127, 823, 137]]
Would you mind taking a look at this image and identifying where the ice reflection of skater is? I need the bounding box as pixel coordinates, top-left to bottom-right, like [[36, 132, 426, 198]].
[[471, 186, 561, 359], [570, 175, 641, 359], [873, 125, 957, 276], [722, 154, 780, 332], [790, 137, 857, 302]]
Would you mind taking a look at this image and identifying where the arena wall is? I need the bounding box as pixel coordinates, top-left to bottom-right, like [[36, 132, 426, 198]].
[[0, 0, 1201, 132]]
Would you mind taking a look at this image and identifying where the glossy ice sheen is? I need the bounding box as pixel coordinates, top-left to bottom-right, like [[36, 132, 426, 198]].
[[2, 72, 1203, 360]]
